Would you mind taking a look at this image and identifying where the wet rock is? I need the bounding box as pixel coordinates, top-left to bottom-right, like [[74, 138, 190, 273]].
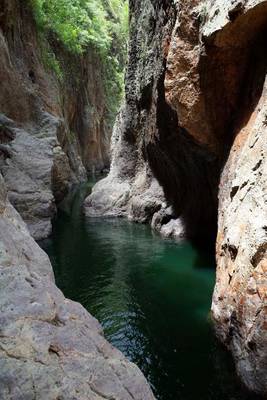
[[152, 207, 185, 241]]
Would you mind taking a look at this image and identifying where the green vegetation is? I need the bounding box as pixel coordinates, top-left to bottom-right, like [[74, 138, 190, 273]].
[[30, 0, 129, 125], [39, 44, 64, 81]]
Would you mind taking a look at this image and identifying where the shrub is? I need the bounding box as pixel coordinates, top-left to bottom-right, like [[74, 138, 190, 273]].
[[30, 0, 129, 125]]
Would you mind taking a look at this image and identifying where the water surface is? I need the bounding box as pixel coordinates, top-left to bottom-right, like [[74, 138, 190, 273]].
[[40, 181, 255, 400]]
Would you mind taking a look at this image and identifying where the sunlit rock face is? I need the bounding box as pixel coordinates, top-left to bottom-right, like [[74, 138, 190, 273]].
[[0, 0, 110, 239], [86, 0, 267, 394]]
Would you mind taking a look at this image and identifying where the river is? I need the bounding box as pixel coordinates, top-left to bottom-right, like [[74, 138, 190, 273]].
[[40, 180, 255, 400]]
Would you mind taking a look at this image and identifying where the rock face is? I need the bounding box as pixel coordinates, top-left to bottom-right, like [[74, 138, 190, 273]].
[[86, 0, 267, 395], [199, 1, 267, 395], [85, 0, 216, 244], [213, 78, 267, 395], [0, 173, 155, 400], [0, 0, 110, 239], [85, 0, 176, 230]]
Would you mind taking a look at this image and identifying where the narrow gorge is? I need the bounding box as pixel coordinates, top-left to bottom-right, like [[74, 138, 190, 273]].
[[0, 0, 266, 399]]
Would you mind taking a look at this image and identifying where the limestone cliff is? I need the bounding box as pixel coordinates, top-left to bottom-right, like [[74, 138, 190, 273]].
[[0, 0, 110, 239], [86, 0, 267, 395]]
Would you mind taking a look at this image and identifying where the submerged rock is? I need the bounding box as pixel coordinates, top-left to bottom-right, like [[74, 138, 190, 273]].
[[152, 207, 185, 241]]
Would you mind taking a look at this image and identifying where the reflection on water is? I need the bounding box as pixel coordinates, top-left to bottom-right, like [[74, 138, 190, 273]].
[[40, 182, 256, 400]]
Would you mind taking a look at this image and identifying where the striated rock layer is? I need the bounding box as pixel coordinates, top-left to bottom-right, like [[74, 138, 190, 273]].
[[85, 0, 177, 230], [85, 0, 219, 244], [0, 0, 110, 239], [86, 0, 267, 394], [0, 173, 155, 400]]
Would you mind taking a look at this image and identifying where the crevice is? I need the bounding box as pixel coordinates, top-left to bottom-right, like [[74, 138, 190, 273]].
[[48, 344, 61, 357], [251, 243, 267, 268], [252, 159, 262, 172], [230, 186, 239, 200], [145, 68, 220, 250]]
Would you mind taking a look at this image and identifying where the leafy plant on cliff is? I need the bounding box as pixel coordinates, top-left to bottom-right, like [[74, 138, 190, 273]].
[[31, 0, 111, 54], [30, 0, 129, 126], [39, 44, 64, 81], [102, 0, 129, 126]]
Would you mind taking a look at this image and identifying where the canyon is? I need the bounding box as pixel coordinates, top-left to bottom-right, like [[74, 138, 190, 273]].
[[86, 0, 267, 396], [0, 1, 155, 399], [0, 0, 266, 399]]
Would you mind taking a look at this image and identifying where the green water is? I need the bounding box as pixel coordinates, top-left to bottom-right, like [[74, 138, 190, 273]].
[[40, 181, 255, 400]]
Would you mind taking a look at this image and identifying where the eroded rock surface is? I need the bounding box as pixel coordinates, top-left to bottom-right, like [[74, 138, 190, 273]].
[[86, 0, 267, 394], [84, 0, 176, 232], [212, 73, 267, 396], [85, 0, 215, 243], [0, 173, 155, 400], [0, 0, 111, 238], [165, 3, 267, 391], [202, 2, 267, 394], [1, 0, 265, 396]]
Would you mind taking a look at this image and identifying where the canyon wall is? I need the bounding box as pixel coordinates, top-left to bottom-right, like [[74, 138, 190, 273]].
[[85, 0, 220, 246], [85, 0, 177, 233], [86, 0, 267, 395], [168, 0, 267, 394], [0, 0, 110, 239], [0, 4, 157, 398]]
